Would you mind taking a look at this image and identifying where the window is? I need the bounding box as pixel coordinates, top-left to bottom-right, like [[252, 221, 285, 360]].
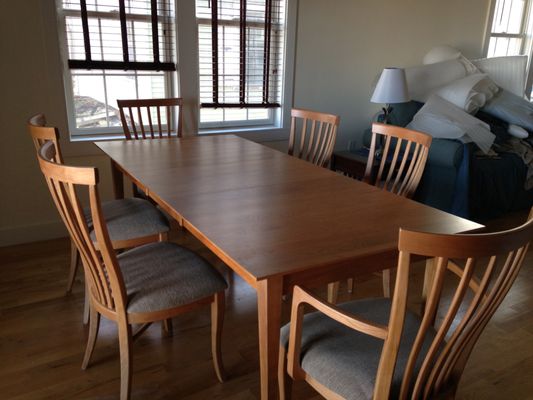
[[58, 0, 176, 136], [196, 0, 287, 128], [486, 0, 531, 57]]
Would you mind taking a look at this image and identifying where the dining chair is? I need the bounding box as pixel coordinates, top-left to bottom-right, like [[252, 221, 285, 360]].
[[117, 98, 183, 140], [280, 208, 533, 400], [37, 140, 227, 400], [329, 122, 432, 303], [27, 114, 171, 295], [288, 108, 340, 167]]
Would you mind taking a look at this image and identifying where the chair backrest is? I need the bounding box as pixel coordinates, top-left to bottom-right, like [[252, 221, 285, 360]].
[[365, 122, 432, 198], [117, 97, 183, 140], [37, 141, 128, 318], [288, 108, 340, 167], [27, 114, 63, 163], [374, 209, 533, 400]]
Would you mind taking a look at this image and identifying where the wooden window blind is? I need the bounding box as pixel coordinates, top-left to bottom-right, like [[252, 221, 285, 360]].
[[196, 0, 285, 109], [63, 0, 176, 71]]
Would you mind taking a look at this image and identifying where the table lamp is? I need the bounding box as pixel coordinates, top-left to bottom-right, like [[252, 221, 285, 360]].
[[370, 67, 409, 124]]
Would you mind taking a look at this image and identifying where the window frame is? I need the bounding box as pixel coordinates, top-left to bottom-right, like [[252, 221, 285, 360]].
[[195, 1, 287, 131], [56, 0, 177, 139], [176, 0, 296, 139], [484, 0, 533, 97], [57, 0, 296, 141]]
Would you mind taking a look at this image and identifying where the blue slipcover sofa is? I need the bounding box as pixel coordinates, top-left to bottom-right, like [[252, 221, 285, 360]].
[[379, 101, 533, 221]]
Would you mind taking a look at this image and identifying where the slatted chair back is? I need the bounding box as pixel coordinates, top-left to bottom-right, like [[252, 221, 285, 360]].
[[117, 98, 183, 140], [365, 122, 432, 198], [37, 141, 128, 319], [288, 108, 340, 167], [289, 210, 533, 400], [378, 209, 533, 400], [27, 114, 63, 163]]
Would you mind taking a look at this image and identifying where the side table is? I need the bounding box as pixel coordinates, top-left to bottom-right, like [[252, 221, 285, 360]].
[[330, 149, 371, 180]]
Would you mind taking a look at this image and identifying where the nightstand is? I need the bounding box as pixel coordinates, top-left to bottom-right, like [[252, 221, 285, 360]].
[[330, 149, 371, 180]]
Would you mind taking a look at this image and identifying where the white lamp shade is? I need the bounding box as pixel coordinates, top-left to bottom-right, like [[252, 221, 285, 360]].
[[371, 68, 410, 104]]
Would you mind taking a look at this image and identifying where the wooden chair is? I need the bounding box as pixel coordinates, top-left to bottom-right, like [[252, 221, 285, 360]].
[[288, 108, 340, 167], [117, 98, 183, 140], [37, 141, 227, 400], [329, 122, 432, 303], [27, 114, 171, 295], [280, 208, 533, 400]]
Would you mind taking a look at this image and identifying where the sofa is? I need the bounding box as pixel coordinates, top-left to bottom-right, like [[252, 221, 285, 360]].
[[386, 101, 533, 222]]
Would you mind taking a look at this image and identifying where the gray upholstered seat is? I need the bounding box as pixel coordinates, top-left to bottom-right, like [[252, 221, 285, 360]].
[[118, 242, 227, 313], [86, 198, 170, 242], [280, 298, 438, 400]]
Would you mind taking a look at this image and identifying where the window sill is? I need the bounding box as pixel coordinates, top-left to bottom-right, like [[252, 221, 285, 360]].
[[69, 126, 290, 144], [70, 132, 126, 143], [199, 125, 289, 142]]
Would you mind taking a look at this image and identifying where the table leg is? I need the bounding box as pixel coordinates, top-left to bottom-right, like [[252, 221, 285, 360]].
[[110, 159, 124, 200], [421, 258, 435, 316], [257, 276, 283, 399]]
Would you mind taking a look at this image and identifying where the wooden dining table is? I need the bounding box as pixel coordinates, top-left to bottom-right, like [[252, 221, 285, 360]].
[[96, 135, 482, 399]]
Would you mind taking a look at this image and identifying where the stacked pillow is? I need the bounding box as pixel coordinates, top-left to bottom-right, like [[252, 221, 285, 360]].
[[405, 59, 498, 114], [403, 57, 531, 148]]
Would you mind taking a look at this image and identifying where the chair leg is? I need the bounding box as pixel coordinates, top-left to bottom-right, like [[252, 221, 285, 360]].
[[327, 281, 340, 304], [211, 291, 227, 382], [66, 240, 80, 294], [347, 278, 354, 293], [278, 344, 293, 400], [82, 306, 100, 370], [83, 281, 90, 325], [118, 320, 133, 400], [382, 269, 392, 298], [162, 318, 173, 337]]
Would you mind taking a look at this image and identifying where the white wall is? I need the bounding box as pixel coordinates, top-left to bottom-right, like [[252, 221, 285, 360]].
[[0, 0, 491, 246]]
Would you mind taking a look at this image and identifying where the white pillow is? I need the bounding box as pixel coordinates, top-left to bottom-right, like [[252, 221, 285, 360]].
[[405, 59, 468, 102], [508, 124, 529, 139], [472, 55, 527, 97], [431, 74, 499, 114], [482, 89, 533, 131], [407, 95, 495, 154]]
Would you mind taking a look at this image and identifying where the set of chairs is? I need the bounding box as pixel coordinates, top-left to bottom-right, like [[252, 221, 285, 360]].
[[28, 99, 532, 400]]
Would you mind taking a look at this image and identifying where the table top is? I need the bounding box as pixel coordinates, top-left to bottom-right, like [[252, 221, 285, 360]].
[[96, 135, 482, 283]]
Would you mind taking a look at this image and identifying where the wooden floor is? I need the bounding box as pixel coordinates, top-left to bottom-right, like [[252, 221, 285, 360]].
[[1, 214, 533, 399]]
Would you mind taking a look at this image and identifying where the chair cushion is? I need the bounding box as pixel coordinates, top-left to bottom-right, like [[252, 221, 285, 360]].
[[118, 242, 227, 314], [86, 198, 170, 243], [280, 298, 437, 400]]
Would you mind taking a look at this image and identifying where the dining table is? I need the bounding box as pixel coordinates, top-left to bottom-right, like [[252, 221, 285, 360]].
[[96, 134, 482, 399]]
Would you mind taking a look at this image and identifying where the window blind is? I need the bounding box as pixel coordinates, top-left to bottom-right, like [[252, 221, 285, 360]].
[[63, 0, 176, 71], [197, 0, 285, 108]]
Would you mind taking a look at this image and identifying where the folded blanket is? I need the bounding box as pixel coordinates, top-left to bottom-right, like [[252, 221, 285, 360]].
[[430, 74, 499, 114], [406, 95, 495, 154]]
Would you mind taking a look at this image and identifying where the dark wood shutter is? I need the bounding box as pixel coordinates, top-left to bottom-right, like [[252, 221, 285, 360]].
[[63, 0, 176, 71], [197, 0, 285, 108]]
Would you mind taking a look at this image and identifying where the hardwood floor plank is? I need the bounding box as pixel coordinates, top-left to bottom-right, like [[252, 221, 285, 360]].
[[0, 226, 532, 399]]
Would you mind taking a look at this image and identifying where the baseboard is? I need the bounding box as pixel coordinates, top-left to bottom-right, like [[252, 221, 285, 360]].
[[0, 220, 67, 247]]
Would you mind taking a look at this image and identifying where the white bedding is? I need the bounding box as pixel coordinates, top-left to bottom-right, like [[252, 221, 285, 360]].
[[406, 95, 495, 154], [431, 74, 498, 114], [482, 89, 533, 132], [405, 59, 468, 102]]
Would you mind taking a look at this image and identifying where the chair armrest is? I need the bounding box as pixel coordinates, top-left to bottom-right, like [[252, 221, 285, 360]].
[[286, 285, 387, 380], [427, 139, 464, 169]]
